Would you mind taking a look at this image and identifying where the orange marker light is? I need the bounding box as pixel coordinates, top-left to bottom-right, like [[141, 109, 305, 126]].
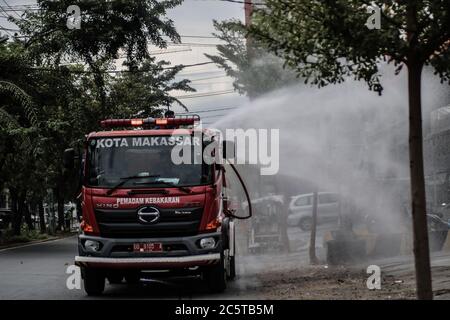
[[131, 119, 143, 126], [156, 119, 168, 125], [80, 221, 94, 233], [206, 217, 221, 230]]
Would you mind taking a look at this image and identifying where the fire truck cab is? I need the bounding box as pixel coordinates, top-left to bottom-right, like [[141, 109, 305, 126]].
[[65, 115, 236, 295]]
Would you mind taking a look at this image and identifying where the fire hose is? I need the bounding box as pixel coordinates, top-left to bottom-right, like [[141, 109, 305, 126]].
[[224, 162, 253, 220]]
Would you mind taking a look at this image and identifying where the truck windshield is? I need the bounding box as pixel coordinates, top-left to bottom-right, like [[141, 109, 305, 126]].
[[86, 136, 212, 188]]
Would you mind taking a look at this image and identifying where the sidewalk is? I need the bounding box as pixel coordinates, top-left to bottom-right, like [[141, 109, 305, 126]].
[[0, 232, 77, 251]]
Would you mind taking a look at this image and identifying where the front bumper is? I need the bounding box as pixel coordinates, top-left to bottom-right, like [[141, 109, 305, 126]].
[[75, 253, 220, 269], [75, 232, 222, 269]]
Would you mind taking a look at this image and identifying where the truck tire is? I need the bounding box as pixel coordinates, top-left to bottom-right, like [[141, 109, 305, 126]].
[[299, 217, 312, 231], [227, 241, 236, 280], [204, 253, 226, 293], [227, 255, 236, 281], [83, 268, 105, 296], [107, 273, 123, 284], [125, 272, 141, 284]]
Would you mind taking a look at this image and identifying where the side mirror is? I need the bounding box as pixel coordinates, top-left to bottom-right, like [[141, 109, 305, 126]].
[[63, 148, 75, 170], [222, 140, 235, 161]]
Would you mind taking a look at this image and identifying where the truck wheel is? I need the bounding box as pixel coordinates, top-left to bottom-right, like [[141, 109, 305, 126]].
[[204, 253, 226, 293], [83, 268, 105, 296], [299, 217, 312, 231], [227, 241, 236, 280], [125, 272, 141, 284], [107, 273, 123, 284], [227, 255, 236, 281]]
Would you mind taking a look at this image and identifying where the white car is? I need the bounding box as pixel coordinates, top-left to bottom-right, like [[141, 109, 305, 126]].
[[287, 192, 340, 231]]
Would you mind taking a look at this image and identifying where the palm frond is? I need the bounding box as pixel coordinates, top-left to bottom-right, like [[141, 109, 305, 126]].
[[0, 80, 39, 127]]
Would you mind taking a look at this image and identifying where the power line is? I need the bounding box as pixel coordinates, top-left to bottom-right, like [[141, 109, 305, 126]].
[[148, 48, 192, 55], [1, 0, 22, 19], [201, 114, 227, 119], [191, 81, 233, 86], [174, 90, 236, 99], [30, 61, 219, 74], [0, 5, 13, 23], [0, 26, 19, 32], [0, 3, 14, 38], [177, 70, 224, 77], [178, 35, 218, 39], [178, 107, 239, 114], [217, 0, 265, 5], [189, 75, 230, 82], [167, 42, 221, 47]]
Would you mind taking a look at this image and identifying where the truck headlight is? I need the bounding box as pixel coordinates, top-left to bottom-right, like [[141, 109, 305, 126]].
[[199, 237, 216, 249], [84, 240, 101, 252]]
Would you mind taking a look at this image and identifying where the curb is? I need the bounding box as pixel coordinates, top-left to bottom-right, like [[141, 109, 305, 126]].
[[443, 234, 450, 251], [324, 229, 449, 264], [0, 233, 77, 251]]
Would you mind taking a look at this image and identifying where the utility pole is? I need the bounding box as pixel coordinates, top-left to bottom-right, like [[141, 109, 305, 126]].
[[244, 0, 253, 27], [244, 0, 256, 99], [309, 190, 319, 264]]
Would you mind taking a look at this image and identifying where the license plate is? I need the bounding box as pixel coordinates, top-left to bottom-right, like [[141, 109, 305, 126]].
[[133, 243, 163, 252]]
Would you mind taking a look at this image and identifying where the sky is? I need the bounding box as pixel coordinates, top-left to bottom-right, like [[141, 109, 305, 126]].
[[0, 0, 250, 122]]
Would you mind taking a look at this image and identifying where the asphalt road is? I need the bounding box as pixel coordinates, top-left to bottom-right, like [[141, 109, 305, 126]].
[[0, 235, 269, 299], [0, 231, 314, 300], [0, 236, 82, 299], [2, 230, 448, 300]]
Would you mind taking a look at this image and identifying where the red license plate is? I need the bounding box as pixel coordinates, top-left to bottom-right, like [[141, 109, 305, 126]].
[[133, 243, 163, 252]]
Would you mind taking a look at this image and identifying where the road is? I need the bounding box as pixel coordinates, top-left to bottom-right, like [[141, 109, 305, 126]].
[[0, 229, 318, 300], [0, 236, 81, 299], [1, 232, 449, 299]]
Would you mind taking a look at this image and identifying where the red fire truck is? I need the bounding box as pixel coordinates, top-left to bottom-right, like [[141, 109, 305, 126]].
[[64, 115, 249, 296]]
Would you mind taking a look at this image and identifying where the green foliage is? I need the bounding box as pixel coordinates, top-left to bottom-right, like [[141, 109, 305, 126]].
[[206, 19, 298, 98], [0, 0, 193, 236], [17, 0, 182, 66], [250, 0, 450, 93], [15, 0, 184, 109], [0, 228, 49, 245], [108, 58, 195, 117]]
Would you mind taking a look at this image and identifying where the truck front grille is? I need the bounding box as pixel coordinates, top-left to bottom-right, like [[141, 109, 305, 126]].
[[94, 207, 203, 238]]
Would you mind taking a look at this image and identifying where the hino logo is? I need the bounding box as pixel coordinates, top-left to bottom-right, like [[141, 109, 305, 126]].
[[137, 207, 160, 224]]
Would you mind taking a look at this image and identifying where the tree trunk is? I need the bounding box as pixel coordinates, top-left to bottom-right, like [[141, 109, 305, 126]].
[[55, 186, 65, 232], [408, 61, 433, 300], [309, 190, 319, 264], [24, 199, 34, 230], [13, 192, 26, 235], [10, 188, 19, 235], [38, 200, 46, 234]]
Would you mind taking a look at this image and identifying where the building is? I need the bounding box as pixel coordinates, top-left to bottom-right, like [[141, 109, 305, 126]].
[[424, 105, 450, 207], [0, 189, 10, 210]]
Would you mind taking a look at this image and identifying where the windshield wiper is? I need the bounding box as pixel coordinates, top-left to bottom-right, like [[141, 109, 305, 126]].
[[134, 180, 192, 194], [106, 173, 160, 195]]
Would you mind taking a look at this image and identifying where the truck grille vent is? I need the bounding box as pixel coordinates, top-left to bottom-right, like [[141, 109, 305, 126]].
[[94, 207, 203, 238]]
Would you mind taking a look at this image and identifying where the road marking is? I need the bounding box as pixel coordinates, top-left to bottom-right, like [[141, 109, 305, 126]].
[[0, 236, 76, 253]]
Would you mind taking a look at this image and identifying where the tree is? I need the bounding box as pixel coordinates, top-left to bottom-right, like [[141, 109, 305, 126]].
[[16, 0, 183, 109], [0, 72, 40, 234], [108, 58, 195, 117], [3, 0, 193, 232], [250, 0, 450, 299], [206, 20, 298, 99]]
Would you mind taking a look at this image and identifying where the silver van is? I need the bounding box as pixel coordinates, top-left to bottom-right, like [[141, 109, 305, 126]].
[[287, 192, 340, 231]]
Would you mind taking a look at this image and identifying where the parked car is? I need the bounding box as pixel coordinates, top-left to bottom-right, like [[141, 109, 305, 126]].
[[0, 209, 12, 229], [287, 192, 340, 231]]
